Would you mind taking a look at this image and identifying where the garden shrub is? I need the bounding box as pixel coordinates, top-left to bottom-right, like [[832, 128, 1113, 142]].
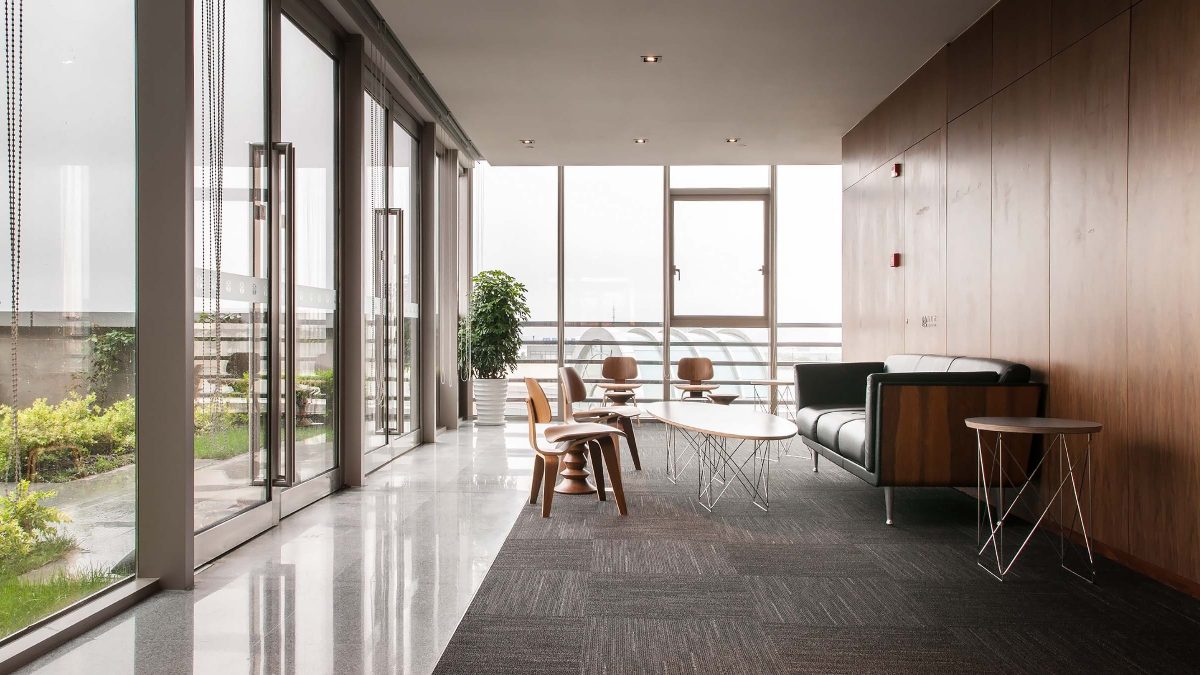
[[0, 482, 69, 569], [0, 395, 137, 481]]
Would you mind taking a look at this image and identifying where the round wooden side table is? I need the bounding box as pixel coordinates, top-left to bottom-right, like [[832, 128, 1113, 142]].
[[965, 416, 1101, 582]]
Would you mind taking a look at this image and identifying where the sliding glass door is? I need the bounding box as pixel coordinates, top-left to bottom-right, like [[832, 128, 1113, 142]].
[[193, 2, 340, 564], [361, 92, 420, 468]]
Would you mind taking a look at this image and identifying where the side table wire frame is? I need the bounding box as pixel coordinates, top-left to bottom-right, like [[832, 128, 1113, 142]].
[[975, 429, 1096, 582]]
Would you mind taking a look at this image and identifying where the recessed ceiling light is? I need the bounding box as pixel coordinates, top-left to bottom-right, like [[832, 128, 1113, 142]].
[[633, 138, 648, 144], [641, 55, 662, 63], [725, 137, 742, 144], [519, 139, 535, 145]]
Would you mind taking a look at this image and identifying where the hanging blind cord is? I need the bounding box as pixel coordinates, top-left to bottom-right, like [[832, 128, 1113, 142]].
[[5, 0, 23, 483]]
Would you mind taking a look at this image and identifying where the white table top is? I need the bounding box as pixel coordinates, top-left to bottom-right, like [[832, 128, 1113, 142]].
[[748, 379, 792, 387], [643, 401, 797, 441]]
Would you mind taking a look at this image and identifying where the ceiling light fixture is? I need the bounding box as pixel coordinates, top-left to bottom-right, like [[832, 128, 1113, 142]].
[[725, 137, 742, 144], [519, 139, 535, 145], [641, 55, 662, 63], [633, 138, 648, 144]]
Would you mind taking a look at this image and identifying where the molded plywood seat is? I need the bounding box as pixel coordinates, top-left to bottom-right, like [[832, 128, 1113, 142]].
[[525, 378, 628, 518], [559, 366, 643, 470], [674, 357, 718, 401], [600, 356, 642, 406]]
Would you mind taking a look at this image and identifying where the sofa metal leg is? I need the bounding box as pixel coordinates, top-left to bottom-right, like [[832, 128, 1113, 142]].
[[812, 449, 819, 473], [884, 486, 894, 526]]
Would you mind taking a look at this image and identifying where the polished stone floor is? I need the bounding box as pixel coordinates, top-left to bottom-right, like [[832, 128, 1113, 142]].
[[18, 424, 534, 675]]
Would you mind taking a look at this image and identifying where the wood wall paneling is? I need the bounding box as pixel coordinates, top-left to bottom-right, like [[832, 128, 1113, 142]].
[[993, 0, 1052, 93], [1048, 12, 1130, 548], [841, 0, 1200, 595], [842, 160, 904, 360], [947, 12, 993, 121], [990, 63, 1051, 378], [1127, 0, 1200, 582], [1052, 0, 1132, 53], [893, 49, 948, 154], [945, 101, 992, 356], [902, 129, 947, 354]]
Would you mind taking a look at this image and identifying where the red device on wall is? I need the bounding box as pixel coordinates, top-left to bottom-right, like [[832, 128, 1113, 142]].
[[890, 252, 901, 268]]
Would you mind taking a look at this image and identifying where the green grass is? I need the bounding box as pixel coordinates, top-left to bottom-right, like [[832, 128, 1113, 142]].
[[194, 425, 327, 461], [0, 536, 118, 640], [0, 569, 114, 639]]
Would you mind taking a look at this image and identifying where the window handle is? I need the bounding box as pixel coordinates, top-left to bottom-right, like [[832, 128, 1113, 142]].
[[673, 266, 681, 281]]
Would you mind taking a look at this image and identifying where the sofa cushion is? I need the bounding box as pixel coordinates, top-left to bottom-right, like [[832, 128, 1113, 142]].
[[815, 409, 867, 453], [836, 419, 867, 466], [796, 405, 865, 440]]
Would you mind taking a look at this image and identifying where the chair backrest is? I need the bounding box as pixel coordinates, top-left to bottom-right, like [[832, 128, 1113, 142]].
[[601, 356, 638, 383], [525, 377, 553, 451], [558, 366, 587, 422], [677, 356, 714, 384]]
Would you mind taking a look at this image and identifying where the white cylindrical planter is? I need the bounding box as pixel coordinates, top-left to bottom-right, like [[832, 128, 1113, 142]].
[[473, 378, 508, 425]]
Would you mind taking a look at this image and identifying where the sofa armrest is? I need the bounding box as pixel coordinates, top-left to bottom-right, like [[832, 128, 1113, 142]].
[[794, 362, 885, 409], [868, 382, 1045, 487]]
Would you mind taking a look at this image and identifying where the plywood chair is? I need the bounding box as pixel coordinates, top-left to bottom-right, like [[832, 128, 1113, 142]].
[[525, 378, 627, 517], [596, 356, 641, 406], [675, 356, 719, 401], [559, 366, 642, 470]]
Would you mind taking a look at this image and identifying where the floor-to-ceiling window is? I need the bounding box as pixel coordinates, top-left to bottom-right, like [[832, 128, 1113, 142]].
[[776, 165, 842, 374], [563, 166, 664, 404], [0, 0, 137, 640], [478, 164, 841, 414], [391, 123, 419, 436], [475, 165, 558, 415]]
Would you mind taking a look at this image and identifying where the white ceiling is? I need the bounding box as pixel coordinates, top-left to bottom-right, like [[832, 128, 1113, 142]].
[[377, 0, 994, 166]]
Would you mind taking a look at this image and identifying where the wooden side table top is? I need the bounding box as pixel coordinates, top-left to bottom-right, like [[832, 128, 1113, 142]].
[[965, 417, 1102, 435]]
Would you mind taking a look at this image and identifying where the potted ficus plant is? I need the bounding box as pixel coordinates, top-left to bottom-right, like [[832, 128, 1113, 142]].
[[458, 270, 530, 425]]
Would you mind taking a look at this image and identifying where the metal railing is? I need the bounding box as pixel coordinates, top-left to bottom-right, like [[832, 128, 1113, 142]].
[[498, 320, 841, 416]]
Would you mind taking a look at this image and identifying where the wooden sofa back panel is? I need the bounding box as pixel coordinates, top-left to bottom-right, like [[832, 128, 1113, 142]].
[[877, 383, 1043, 486]]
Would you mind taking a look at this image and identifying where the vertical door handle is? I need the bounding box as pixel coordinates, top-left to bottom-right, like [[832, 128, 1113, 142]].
[[270, 141, 296, 487]]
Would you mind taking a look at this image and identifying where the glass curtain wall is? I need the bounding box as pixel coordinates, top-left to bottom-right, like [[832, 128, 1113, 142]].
[[480, 164, 842, 415], [563, 166, 664, 405], [0, 0, 137, 640], [475, 165, 558, 416], [776, 165, 842, 374]]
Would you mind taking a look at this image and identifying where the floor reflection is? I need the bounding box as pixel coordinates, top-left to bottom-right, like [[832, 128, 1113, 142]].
[[18, 424, 532, 675]]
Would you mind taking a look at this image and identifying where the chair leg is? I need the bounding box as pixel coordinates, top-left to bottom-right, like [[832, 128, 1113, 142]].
[[599, 435, 628, 516], [619, 416, 642, 470], [588, 441, 606, 501], [530, 454, 545, 505], [541, 455, 559, 518], [884, 486, 894, 526]]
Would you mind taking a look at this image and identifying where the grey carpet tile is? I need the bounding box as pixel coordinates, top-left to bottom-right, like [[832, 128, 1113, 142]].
[[764, 624, 993, 675], [432, 616, 585, 675], [724, 543, 888, 578], [709, 515, 851, 545], [749, 576, 927, 626], [953, 624, 1195, 674], [584, 574, 758, 619], [590, 539, 736, 576], [435, 436, 1200, 674], [580, 617, 788, 675], [464, 569, 587, 617], [490, 538, 592, 571]]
